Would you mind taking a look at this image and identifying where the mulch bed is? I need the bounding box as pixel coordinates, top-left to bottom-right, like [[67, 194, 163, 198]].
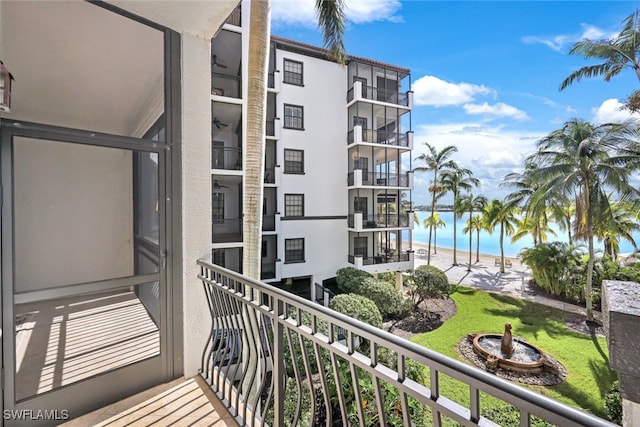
[[383, 298, 457, 340]]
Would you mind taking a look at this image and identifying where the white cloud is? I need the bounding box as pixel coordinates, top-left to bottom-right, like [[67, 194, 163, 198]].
[[271, 0, 402, 26], [412, 75, 494, 107], [591, 98, 640, 124], [410, 123, 545, 204], [463, 102, 529, 120], [522, 23, 614, 52]]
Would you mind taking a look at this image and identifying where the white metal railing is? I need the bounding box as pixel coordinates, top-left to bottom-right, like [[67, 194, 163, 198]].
[[197, 259, 614, 426]]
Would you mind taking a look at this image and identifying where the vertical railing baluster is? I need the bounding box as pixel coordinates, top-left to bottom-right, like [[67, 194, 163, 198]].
[[330, 351, 348, 426], [470, 386, 480, 423], [349, 360, 366, 427], [398, 354, 410, 427], [431, 368, 442, 427], [370, 342, 387, 427], [273, 296, 285, 427]]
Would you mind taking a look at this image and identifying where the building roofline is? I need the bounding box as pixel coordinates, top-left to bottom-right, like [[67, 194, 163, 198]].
[[270, 35, 410, 77]]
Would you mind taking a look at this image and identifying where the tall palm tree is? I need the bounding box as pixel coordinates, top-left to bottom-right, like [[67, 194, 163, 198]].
[[459, 194, 488, 271], [483, 199, 519, 274], [560, 9, 640, 91], [466, 215, 484, 263], [244, 0, 346, 278], [594, 200, 640, 259], [441, 167, 479, 265], [527, 118, 640, 320], [423, 213, 446, 254], [503, 162, 548, 245], [413, 143, 458, 265]]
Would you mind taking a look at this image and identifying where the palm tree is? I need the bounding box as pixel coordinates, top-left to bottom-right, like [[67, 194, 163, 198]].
[[594, 200, 640, 259], [413, 143, 458, 265], [483, 199, 519, 274], [459, 194, 488, 271], [560, 9, 640, 91], [423, 213, 446, 254], [244, 0, 346, 278], [503, 162, 548, 245], [469, 215, 484, 263], [441, 167, 479, 265], [527, 118, 640, 320]]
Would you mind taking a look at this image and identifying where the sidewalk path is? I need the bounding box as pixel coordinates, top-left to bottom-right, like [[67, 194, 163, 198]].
[[413, 244, 603, 321]]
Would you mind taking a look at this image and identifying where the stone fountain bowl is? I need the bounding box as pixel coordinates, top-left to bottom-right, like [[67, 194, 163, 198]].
[[472, 334, 546, 373]]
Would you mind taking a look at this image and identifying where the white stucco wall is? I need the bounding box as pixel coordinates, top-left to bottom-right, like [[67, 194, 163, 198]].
[[276, 49, 349, 282], [181, 32, 213, 377], [13, 137, 133, 291]]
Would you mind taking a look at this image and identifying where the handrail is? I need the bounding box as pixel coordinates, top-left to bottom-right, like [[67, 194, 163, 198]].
[[198, 259, 614, 427]]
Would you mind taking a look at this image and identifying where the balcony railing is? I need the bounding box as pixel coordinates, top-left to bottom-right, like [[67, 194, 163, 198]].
[[212, 146, 242, 170], [212, 218, 242, 243], [349, 252, 411, 265], [263, 167, 275, 184], [266, 120, 276, 137], [347, 85, 410, 107], [348, 129, 410, 147], [348, 213, 410, 228], [212, 73, 242, 99], [224, 4, 241, 26], [262, 214, 275, 232], [347, 171, 410, 187], [198, 259, 611, 427]]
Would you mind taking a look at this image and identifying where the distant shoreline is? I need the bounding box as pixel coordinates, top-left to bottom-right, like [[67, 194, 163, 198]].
[[406, 240, 518, 261]]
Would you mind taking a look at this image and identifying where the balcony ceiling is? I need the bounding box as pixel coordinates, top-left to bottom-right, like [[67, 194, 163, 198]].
[[1, 0, 237, 136]]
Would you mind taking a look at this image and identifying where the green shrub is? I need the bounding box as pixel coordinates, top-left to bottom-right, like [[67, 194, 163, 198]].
[[329, 293, 383, 328], [406, 265, 452, 309], [358, 277, 411, 318], [605, 380, 622, 425], [336, 267, 373, 294], [481, 404, 554, 427]]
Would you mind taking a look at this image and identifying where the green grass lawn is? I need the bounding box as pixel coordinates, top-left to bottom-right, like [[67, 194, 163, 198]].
[[410, 287, 616, 420]]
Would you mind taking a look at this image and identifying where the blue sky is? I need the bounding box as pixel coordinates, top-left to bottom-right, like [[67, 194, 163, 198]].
[[271, 0, 640, 205]]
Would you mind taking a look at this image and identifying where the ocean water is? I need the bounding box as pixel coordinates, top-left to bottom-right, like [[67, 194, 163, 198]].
[[413, 211, 639, 258]]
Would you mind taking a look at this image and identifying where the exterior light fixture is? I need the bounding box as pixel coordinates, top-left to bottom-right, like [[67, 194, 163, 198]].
[[0, 61, 15, 113]]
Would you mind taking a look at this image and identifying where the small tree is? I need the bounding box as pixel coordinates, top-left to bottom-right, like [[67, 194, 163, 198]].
[[336, 267, 372, 294], [329, 293, 383, 328], [358, 277, 411, 318], [406, 265, 452, 310]]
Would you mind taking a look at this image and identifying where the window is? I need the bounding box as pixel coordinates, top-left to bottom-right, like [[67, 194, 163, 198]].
[[283, 59, 304, 85], [284, 149, 304, 174], [285, 194, 304, 217], [284, 104, 304, 129], [285, 238, 305, 263], [262, 241, 268, 258], [353, 116, 367, 129], [354, 157, 369, 173], [354, 237, 368, 258], [212, 192, 224, 223]]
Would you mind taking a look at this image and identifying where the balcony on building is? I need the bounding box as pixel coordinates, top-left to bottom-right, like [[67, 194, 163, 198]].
[[346, 59, 413, 109], [212, 102, 242, 174], [211, 30, 242, 100], [262, 187, 277, 232], [265, 92, 279, 139], [347, 169, 413, 188], [348, 211, 412, 231], [347, 102, 413, 150], [212, 176, 242, 243], [261, 235, 278, 280], [264, 139, 277, 185]]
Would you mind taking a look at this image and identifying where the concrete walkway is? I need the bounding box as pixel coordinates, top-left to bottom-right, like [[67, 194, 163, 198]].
[[415, 246, 603, 321]]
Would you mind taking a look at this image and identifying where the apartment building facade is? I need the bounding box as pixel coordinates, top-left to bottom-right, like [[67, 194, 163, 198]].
[[211, 4, 415, 298]]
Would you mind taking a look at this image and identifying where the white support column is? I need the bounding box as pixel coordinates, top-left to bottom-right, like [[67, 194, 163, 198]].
[[181, 31, 213, 377]]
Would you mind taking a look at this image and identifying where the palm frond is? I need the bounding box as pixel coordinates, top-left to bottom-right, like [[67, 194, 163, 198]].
[[315, 0, 347, 64]]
